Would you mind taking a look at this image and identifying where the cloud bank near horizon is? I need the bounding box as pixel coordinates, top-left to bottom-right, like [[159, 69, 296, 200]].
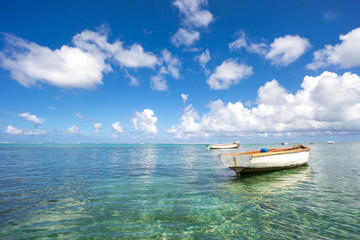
[[167, 71, 360, 139], [4, 70, 360, 140]]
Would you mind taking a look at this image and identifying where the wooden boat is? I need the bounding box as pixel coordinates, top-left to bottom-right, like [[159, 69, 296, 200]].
[[219, 145, 310, 176], [207, 142, 239, 150]]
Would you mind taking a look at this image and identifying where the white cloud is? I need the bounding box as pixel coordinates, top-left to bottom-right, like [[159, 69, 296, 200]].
[[171, 28, 200, 47], [72, 29, 158, 69], [112, 121, 124, 133], [171, 0, 213, 48], [6, 125, 46, 136], [324, 10, 339, 20], [207, 59, 253, 90], [229, 33, 310, 66], [165, 105, 202, 139], [151, 49, 181, 91], [173, 0, 213, 28], [65, 125, 79, 135], [93, 122, 102, 133], [181, 93, 189, 104], [228, 32, 247, 51], [6, 125, 23, 135], [0, 28, 158, 89], [196, 49, 210, 66], [195, 49, 210, 75], [161, 49, 181, 79], [0, 34, 111, 89], [131, 109, 157, 135], [112, 43, 157, 68], [19, 112, 42, 124], [123, 69, 139, 86], [75, 113, 83, 119], [307, 27, 360, 70], [247, 43, 268, 56], [265, 35, 311, 66], [167, 71, 360, 139], [229, 32, 268, 55], [151, 74, 168, 91], [23, 129, 47, 136]]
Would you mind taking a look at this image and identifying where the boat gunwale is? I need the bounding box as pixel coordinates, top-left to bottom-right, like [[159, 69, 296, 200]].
[[219, 145, 311, 158]]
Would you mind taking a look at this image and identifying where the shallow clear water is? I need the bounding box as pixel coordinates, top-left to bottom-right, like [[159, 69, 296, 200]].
[[0, 143, 359, 239]]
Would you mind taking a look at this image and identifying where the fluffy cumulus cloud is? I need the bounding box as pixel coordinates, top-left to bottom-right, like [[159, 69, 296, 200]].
[[195, 49, 210, 75], [65, 125, 79, 135], [307, 27, 360, 70], [171, 28, 200, 47], [0, 34, 110, 89], [72, 29, 158, 68], [166, 105, 202, 139], [229, 32, 310, 66], [265, 35, 311, 66], [151, 49, 181, 91], [131, 109, 157, 135], [0, 27, 158, 89], [207, 59, 253, 90], [167, 71, 360, 139], [229, 32, 268, 55], [172, 0, 213, 47], [228, 31, 248, 51], [6, 125, 46, 136], [161, 49, 181, 79], [19, 112, 43, 125], [181, 93, 189, 103], [173, 0, 213, 28], [6, 125, 23, 135], [150, 75, 168, 91], [93, 122, 103, 133], [112, 121, 124, 133]]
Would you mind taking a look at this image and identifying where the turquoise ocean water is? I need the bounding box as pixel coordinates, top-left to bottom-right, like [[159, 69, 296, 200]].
[[0, 143, 359, 239]]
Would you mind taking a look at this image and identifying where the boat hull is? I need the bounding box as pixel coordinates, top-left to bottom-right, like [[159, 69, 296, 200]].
[[230, 162, 309, 174], [207, 142, 239, 150], [219, 145, 310, 175]]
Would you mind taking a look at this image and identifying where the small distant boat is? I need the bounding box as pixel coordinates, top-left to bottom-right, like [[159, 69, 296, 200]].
[[219, 145, 311, 177], [281, 142, 289, 145], [328, 141, 335, 144], [207, 142, 240, 150]]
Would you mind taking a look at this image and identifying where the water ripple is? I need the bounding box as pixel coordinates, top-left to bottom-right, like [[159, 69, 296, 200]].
[[0, 143, 359, 239]]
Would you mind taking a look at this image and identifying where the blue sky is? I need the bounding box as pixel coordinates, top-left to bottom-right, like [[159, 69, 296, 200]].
[[1, 0, 360, 143]]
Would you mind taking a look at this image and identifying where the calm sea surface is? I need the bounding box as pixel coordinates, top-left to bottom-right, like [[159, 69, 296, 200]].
[[0, 143, 359, 239]]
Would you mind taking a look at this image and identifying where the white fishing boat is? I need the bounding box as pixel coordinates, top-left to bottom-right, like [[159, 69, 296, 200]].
[[281, 142, 289, 145], [328, 141, 335, 144], [219, 145, 310, 176], [207, 142, 240, 150]]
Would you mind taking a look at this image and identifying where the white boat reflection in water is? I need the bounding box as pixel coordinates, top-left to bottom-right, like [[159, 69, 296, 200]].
[[224, 166, 312, 196]]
